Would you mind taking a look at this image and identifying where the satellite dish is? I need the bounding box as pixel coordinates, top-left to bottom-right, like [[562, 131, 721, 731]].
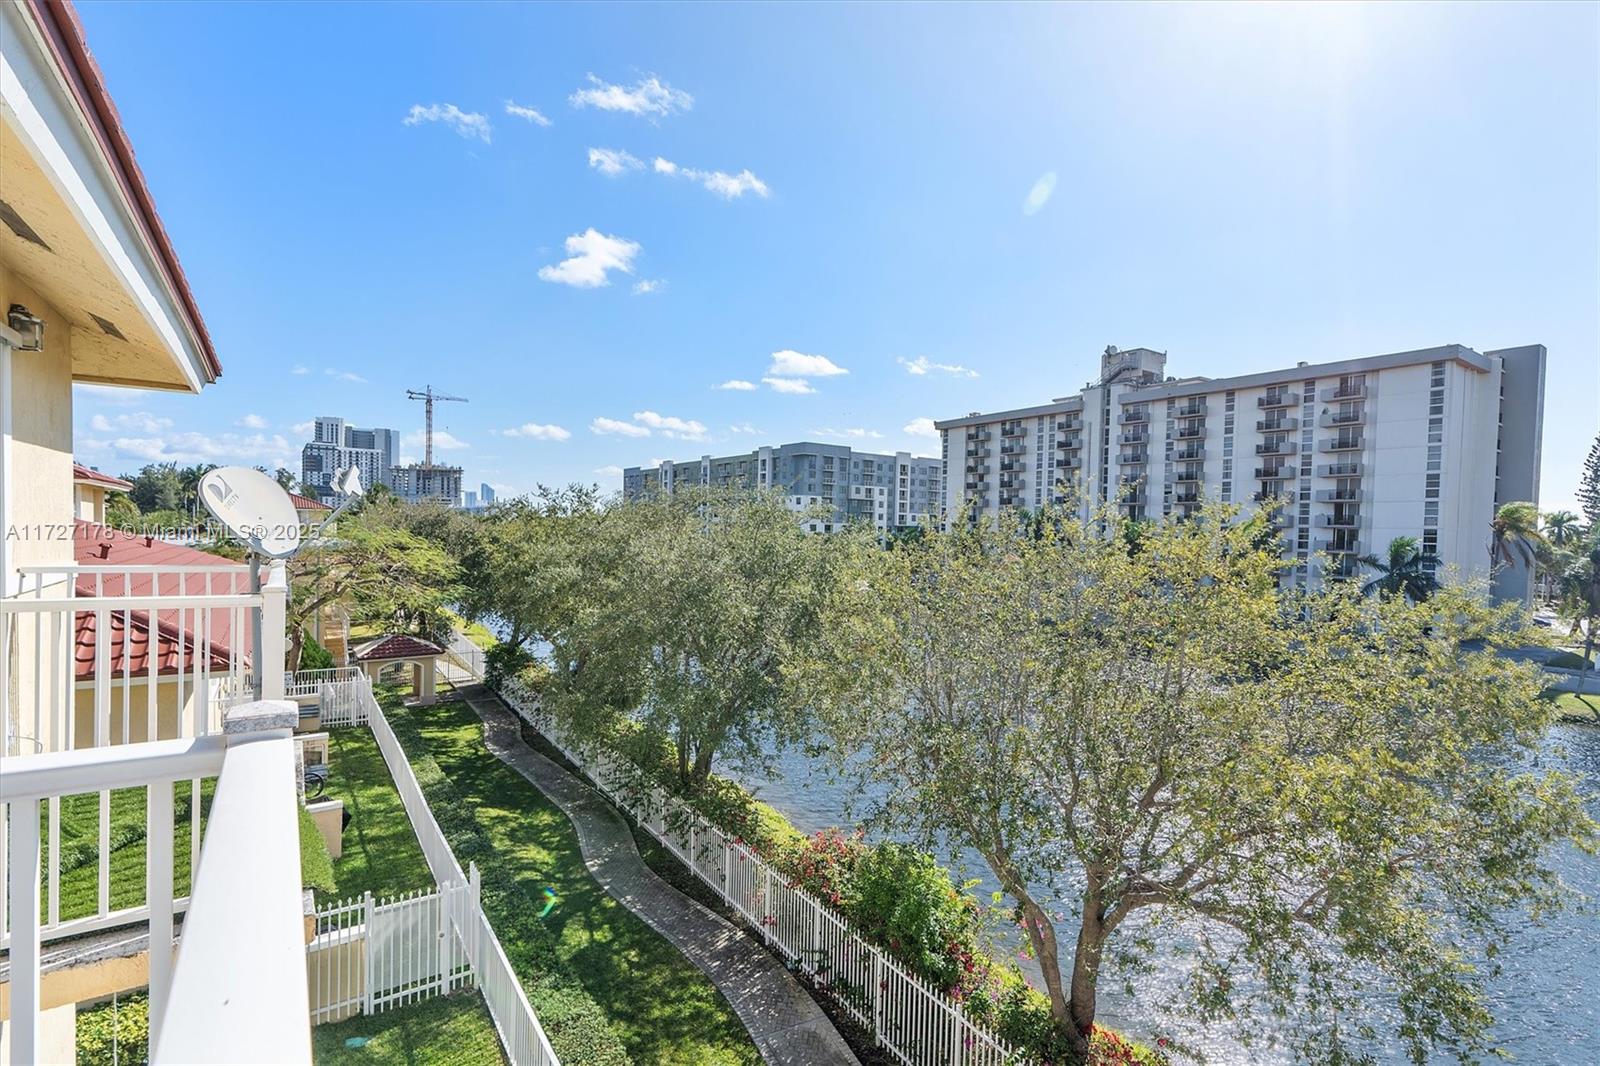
[[334, 465, 364, 497], [198, 466, 302, 558]]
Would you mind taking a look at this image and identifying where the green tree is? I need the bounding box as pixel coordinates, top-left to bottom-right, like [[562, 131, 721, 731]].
[[126, 463, 184, 513], [1488, 500, 1544, 572], [1558, 530, 1600, 683], [554, 487, 840, 787], [797, 503, 1594, 1064], [1543, 510, 1583, 547], [1358, 535, 1442, 601], [284, 505, 459, 670], [1578, 433, 1600, 528], [104, 491, 139, 529], [274, 467, 297, 490]]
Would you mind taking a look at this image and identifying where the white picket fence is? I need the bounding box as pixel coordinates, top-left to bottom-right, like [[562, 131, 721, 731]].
[[495, 676, 1022, 1066], [317, 675, 559, 1065], [318, 677, 373, 727], [446, 628, 488, 680], [286, 666, 362, 698], [308, 876, 478, 1023]]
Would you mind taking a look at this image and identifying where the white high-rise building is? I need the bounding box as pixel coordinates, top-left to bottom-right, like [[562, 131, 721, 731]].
[[300, 415, 399, 498], [936, 343, 1545, 602]]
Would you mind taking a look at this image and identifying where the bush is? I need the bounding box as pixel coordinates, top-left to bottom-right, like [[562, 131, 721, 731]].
[[299, 631, 334, 671], [846, 842, 986, 996], [789, 828, 866, 909], [486, 641, 535, 686], [76, 993, 149, 1066]]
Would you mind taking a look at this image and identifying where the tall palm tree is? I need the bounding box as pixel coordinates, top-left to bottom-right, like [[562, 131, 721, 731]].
[[1359, 535, 1441, 601], [1544, 510, 1583, 547], [1489, 500, 1544, 572]]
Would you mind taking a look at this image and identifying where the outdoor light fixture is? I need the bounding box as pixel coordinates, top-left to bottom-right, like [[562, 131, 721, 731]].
[[4, 304, 44, 351]]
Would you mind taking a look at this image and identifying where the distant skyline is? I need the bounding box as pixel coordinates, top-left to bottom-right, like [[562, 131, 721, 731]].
[[69, 2, 1597, 511]]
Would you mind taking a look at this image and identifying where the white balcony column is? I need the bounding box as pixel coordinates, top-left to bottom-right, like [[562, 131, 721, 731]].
[[5, 795, 43, 1064], [259, 560, 287, 700]]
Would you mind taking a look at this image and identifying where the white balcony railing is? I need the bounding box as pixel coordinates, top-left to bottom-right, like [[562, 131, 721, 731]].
[[285, 665, 362, 698], [1, 701, 308, 1064]]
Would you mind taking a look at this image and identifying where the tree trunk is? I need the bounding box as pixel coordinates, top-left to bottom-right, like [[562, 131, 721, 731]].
[[692, 743, 715, 786], [286, 626, 303, 672], [1066, 876, 1109, 1064], [675, 731, 691, 787]]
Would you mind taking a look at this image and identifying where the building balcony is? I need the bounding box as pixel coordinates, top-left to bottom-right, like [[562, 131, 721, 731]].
[[966, 428, 992, 441], [1316, 462, 1364, 478], [1255, 416, 1299, 433], [1119, 429, 1148, 445], [1315, 537, 1361, 554], [1174, 400, 1207, 418], [999, 443, 1027, 456], [999, 493, 1026, 507], [965, 480, 991, 493], [1175, 425, 1206, 440], [1258, 391, 1301, 409], [1315, 512, 1362, 528], [1121, 451, 1149, 465], [1118, 475, 1145, 488], [1174, 466, 1205, 483], [1056, 434, 1082, 450], [1315, 488, 1363, 503], [1173, 491, 1201, 505], [1252, 490, 1291, 503], [1256, 440, 1298, 456], [1001, 424, 1028, 438], [1055, 419, 1082, 433], [1255, 464, 1294, 480], [964, 445, 991, 459], [1055, 456, 1081, 469], [1117, 409, 1150, 425], [999, 459, 1025, 472], [1319, 437, 1364, 452], [1319, 409, 1367, 428], [1320, 384, 1368, 402]]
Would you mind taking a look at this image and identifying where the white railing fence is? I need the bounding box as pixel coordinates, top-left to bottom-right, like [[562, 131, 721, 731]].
[[446, 627, 487, 680], [319, 677, 374, 728], [319, 674, 559, 1065], [286, 665, 361, 698], [308, 877, 477, 1024], [497, 676, 1021, 1066]]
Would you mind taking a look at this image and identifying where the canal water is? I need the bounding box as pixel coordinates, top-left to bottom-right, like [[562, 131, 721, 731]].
[[729, 726, 1600, 1064]]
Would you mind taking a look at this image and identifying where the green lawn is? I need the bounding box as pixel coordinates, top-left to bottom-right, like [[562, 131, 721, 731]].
[[49, 780, 212, 923], [401, 699, 760, 1066], [1546, 689, 1600, 722], [313, 991, 506, 1066], [322, 725, 437, 901]]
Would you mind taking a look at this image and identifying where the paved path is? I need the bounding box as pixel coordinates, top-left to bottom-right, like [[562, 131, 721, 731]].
[[456, 684, 859, 1066]]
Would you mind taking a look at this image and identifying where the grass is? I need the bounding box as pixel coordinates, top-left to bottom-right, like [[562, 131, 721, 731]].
[[312, 991, 507, 1065], [399, 697, 761, 1066], [48, 780, 213, 923], [1544, 689, 1600, 723], [445, 610, 498, 651], [321, 723, 439, 901], [299, 802, 337, 895]]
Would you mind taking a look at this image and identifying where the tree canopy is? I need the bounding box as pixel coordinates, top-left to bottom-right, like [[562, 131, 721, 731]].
[[793, 502, 1596, 1064]]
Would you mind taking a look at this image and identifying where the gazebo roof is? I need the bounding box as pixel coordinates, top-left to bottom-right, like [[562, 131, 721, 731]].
[[353, 633, 446, 663]]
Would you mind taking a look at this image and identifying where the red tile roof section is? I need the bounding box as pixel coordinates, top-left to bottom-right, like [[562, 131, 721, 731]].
[[73, 462, 133, 491], [288, 491, 330, 511], [353, 634, 445, 662], [71, 521, 250, 681], [23, 1, 221, 381]]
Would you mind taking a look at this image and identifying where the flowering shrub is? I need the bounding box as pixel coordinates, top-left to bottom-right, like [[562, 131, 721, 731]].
[[788, 828, 867, 907], [846, 843, 988, 997]]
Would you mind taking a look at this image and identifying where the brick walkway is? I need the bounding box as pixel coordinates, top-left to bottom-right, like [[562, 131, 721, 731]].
[[457, 685, 859, 1066]]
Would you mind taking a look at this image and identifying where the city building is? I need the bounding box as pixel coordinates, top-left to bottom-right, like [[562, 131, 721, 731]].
[[391, 461, 464, 504], [936, 343, 1545, 601], [624, 442, 943, 533], [299, 415, 399, 498], [464, 489, 479, 509], [480, 481, 496, 504]]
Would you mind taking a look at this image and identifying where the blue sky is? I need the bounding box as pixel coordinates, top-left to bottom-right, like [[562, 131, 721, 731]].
[[73, 2, 1597, 509]]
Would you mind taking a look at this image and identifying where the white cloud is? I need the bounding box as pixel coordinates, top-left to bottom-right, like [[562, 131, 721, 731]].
[[501, 422, 571, 441], [290, 365, 309, 375], [594, 465, 624, 478], [89, 412, 173, 434], [403, 103, 491, 144], [1023, 172, 1057, 216], [816, 427, 883, 441], [653, 157, 770, 200], [402, 429, 469, 451], [83, 431, 293, 469], [538, 229, 641, 288], [633, 410, 707, 440], [898, 355, 978, 378], [505, 100, 551, 126], [588, 147, 642, 176], [903, 417, 939, 438], [324, 368, 367, 383], [591, 416, 651, 438], [729, 423, 760, 435], [569, 74, 692, 118], [632, 279, 664, 295], [768, 350, 848, 377], [237, 413, 269, 429], [716, 379, 757, 391], [291, 420, 314, 436], [763, 376, 816, 395]]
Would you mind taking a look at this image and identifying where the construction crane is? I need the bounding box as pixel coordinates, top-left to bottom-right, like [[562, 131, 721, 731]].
[[406, 386, 468, 468]]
